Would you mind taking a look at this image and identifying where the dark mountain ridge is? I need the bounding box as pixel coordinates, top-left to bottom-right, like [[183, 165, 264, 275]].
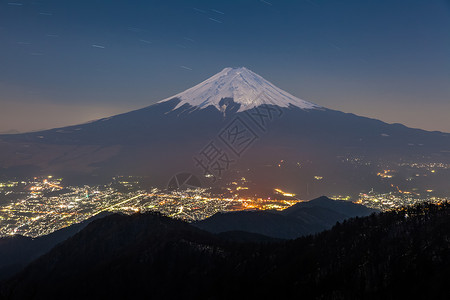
[[195, 196, 377, 239], [1, 202, 449, 299]]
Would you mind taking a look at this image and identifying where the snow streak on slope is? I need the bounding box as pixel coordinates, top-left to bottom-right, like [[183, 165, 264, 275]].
[[159, 67, 321, 112]]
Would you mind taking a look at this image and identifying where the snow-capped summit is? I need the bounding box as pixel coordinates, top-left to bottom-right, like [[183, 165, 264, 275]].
[[160, 67, 320, 112]]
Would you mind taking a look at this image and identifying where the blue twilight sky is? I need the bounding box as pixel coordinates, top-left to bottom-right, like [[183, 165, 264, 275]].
[[0, 0, 449, 133]]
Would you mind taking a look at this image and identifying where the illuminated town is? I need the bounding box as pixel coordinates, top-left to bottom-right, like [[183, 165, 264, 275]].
[[1, 157, 449, 238], [0, 176, 301, 237]]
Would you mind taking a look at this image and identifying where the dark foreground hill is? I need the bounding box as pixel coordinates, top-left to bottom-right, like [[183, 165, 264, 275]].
[[0, 196, 372, 280], [2, 203, 450, 299], [0, 213, 111, 281]]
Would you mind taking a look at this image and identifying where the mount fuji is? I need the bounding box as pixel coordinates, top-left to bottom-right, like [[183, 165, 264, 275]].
[[0, 67, 449, 197], [159, 67, 319, 112]]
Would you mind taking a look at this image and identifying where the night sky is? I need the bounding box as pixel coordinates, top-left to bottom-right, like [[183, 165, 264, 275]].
[[1, 0, 449, 133]]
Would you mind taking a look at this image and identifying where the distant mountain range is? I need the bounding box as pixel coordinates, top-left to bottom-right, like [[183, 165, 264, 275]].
[[0, 67, 449, 197], [1, 202, 449, 299]]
